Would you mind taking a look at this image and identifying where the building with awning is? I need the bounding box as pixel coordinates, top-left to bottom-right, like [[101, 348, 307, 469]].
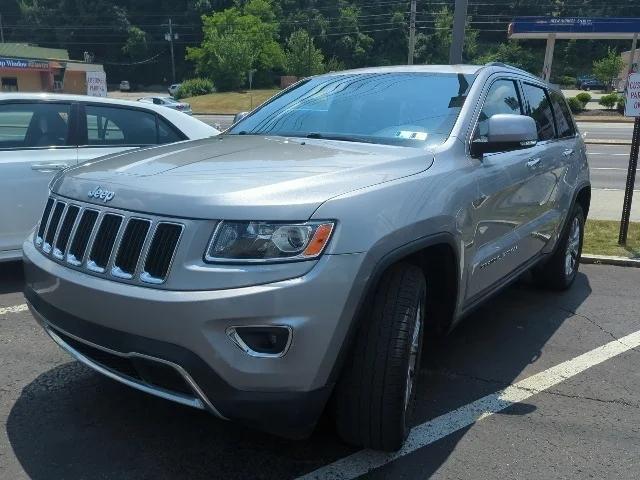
[[0, 43, 104, 94], [508, 17, 640, 83]]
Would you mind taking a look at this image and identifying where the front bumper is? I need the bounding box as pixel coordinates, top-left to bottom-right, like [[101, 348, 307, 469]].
[[23, 238, 367, 437]]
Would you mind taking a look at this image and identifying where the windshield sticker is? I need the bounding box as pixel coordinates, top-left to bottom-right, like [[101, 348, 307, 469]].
[[396, 131, 428, 141]]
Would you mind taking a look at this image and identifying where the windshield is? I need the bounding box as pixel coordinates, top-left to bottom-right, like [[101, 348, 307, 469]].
[[228, 72, 475, 147]]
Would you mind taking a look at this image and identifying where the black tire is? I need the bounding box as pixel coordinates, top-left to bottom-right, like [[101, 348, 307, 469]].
[[334, 262, 426, 451], [533, 204, 585, 290]]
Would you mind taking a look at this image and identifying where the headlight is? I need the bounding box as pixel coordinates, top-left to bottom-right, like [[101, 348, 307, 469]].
[[205, 221, 335, 263]]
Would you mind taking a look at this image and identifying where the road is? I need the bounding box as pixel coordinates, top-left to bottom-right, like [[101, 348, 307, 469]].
[[577, 121, 634, 143], [1, 261, 640, 479]]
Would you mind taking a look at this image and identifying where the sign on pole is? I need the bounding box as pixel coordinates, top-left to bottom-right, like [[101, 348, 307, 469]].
[[619, 72, 640, 245], [625, 72, 640, 116], [86, 71, 107, 97]]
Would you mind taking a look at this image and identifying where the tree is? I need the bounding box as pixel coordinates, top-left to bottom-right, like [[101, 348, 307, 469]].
[[474, 41, 540, 74], [122, 26, 148, 59], [285, 30, 324, 77], [187, 1, 285, 91], [414, 7, 478, 64], [593, 48, 624, 92], [320, 6, 374, 68]]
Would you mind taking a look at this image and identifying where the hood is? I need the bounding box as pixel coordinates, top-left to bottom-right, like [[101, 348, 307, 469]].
[[53, 135, 433, 220]]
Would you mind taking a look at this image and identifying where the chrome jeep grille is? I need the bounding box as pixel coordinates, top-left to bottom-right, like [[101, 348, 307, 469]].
[[35, 197, 183, 285]]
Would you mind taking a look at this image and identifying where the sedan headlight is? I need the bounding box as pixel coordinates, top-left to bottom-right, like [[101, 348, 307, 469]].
[[205, 221, 335, 263]]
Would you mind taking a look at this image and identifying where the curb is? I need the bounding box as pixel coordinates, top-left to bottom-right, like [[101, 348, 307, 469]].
[[581, 254, 640, 268], [575, 116, 634, 123], [193, 112, 236, 116], [583, 139, 632, 145]]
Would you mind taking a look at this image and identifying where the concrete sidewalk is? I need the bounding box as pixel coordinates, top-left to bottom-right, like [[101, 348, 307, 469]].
[[589, 188, 640, 221]]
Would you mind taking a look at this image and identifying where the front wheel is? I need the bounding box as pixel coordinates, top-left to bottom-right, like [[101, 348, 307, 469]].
[[533, 204, 585, 290], [334, 263, 426, 451]]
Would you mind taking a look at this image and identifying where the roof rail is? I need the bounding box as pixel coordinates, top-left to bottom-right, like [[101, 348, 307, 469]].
[[484, 61, 534, 77]]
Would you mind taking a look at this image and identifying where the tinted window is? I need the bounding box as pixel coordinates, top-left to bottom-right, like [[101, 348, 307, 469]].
[[549, 91, 575, 138], [158, 117, 183, 144], [0, 102, 70, 149], [1, 78, 18, 92], [85, 105, 157, 145], [522, 84, 555, 141], [475, 79, 523, 139], [229, 72, 476, 147]]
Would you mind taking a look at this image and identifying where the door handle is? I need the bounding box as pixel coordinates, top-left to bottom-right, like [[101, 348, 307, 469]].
[[526, 158, 542, 169], [31, 163, 69, 172], [563, 148, 575, 157]]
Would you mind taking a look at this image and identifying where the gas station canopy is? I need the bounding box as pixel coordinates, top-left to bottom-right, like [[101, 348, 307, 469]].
[[507, 17, 640, 81], [509, 17, 640, 40]]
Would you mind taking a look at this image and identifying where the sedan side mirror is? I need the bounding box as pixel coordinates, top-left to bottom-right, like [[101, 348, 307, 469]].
[[233, 111, 249, 124], [471, 114, 538, 157]]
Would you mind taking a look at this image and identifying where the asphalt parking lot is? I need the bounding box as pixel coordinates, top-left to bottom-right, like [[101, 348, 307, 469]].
[[1, 261, 639, 480]]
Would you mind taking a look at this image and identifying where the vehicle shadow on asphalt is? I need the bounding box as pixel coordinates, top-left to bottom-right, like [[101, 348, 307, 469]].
[[5, 273, 591, 479], [0, 261, 24, 295]]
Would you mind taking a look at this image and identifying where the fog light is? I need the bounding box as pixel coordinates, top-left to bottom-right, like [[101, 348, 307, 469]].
[[226, 326, 292, 358]]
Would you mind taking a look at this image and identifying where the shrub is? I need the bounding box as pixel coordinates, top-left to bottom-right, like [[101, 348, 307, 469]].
[[617, 97, 625, 114], [599, 93, 621, 110], [575, 92, 592, 106], [567, 97, 585, 114], [558, 75, 576, 87], [175, 78, 215, 99]]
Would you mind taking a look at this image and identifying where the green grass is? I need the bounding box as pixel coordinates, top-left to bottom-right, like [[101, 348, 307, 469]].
[[583, 220, 640, 259], [184, 89, 281, 114]]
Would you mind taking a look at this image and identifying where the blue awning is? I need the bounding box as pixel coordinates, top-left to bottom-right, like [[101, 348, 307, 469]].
[[509, 17, 640, 39]]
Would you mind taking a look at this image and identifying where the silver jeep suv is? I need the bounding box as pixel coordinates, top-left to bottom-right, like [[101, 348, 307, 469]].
[[24, 64, 590, 451]]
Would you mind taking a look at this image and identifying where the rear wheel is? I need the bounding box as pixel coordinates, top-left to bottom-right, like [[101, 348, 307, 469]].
[[334, 263, 426, 451], [533, 204, 585, 290]]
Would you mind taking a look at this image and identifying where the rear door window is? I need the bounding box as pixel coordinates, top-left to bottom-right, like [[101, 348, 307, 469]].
[[84, 105, 157, 146], [522, 83, 556, 141], [0, 102, 71, 149], [158, 117, 183, 144], [549, 91, 576, 138]]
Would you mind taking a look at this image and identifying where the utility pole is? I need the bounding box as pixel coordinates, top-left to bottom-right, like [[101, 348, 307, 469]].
[[307, 16, 312, 77], [449, 0, 469, 64], [165, 18, 177, 83], [407, 0, 416, 65], [0, 14, 5, 43]]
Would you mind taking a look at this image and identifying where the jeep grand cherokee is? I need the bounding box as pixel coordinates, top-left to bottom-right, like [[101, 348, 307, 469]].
[[24, 64, 590, 451]]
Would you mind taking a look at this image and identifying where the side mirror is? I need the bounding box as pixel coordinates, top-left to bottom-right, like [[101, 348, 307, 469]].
[[471, 114, 538, 157], [233, 111, 249, 124]]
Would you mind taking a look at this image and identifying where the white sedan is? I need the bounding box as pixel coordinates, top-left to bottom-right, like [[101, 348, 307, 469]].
[[138, 96, 192, 115], [0, 93, 218, 262], [168, 83, 181, 97]]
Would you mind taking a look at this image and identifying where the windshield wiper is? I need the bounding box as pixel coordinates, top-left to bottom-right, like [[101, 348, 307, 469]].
[[304, 132, 375, 144]]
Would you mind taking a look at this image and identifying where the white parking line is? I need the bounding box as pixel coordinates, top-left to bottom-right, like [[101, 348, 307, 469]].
[[0, 304, 28, 316], [588, 152, 629, 156], [298, 329, 640, 480], [591, 167, 631, 171]]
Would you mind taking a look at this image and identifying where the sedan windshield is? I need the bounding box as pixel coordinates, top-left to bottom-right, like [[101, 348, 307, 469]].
[[228, 72, 475, 147]]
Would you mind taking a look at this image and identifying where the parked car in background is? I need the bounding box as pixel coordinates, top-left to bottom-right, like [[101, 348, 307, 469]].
[[138, 96, 192, 115], [575, 74, 596, 88], [168, 83, 181, 97], [0, 93, 219, 262], [23, 64, 590, 451], [579, 78, 606, 91], [119, 80, 131, 92]]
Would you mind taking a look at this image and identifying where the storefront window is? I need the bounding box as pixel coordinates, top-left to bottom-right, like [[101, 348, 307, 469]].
[[1, 78, 18, 92]]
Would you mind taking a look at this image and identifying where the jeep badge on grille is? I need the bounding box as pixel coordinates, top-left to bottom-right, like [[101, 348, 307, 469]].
[[88, 186, 115, 203]]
